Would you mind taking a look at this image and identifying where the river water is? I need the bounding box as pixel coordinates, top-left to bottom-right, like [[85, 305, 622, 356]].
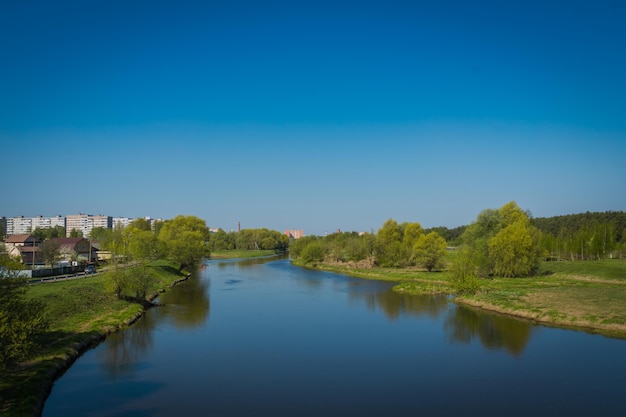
[[43, 256, 626, 416]]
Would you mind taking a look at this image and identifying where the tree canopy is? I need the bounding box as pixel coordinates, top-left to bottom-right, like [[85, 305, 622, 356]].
[[459, 201, 542, 278], [158, 215, 210, 272]]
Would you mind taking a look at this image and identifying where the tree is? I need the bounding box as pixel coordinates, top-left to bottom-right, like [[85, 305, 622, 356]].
[[450, 248, 480, 294], [69, 228, 83, 238], [300, 242, 325, 264], [158, 215, 210, 272], [128, 218, 152, 231], [89, 226, 112, 242], [104, 265, 128, 299], [460, 201, 542, 278], [375, 219, 410, 267], [41, 239, 61, 267], [0, 271, 48, 370], [32, 225, 66, 240], [413, 232, 447, 272], [128, 230, 161, 262]]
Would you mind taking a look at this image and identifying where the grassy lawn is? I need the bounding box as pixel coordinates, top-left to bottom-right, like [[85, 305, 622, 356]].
[[301, 258, 626, 338], [0, 260, 187, 417]]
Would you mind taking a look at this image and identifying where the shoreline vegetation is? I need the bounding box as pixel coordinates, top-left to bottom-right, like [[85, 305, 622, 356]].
[[3, 248, 625, 416], [290, 257, 626, 339], [0, 259, 192, 417]]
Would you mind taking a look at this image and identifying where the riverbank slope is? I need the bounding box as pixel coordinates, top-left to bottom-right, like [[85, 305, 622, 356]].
[[293, 258, 626, 339], [0, 260, 191, 417]]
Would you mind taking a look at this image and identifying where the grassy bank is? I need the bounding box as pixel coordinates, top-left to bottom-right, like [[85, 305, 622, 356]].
[[295, 258, 626, 338], [210, 249, 281, 259], [0, 260, 188, 417]]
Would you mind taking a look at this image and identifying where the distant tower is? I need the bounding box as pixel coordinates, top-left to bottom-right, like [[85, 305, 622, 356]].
[[238, 221, 241, 232]]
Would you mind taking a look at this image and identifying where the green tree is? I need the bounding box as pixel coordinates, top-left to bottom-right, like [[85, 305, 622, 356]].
[[89, 226, 112, 242], [128, 218, 152, 232], [41, 239, 61, 267], [450, 248, 480, 294], [128, 230, 161, 262], [69, 228, 83, 238], [375, 219, 410, 267], [461, 201, 542, 278], [489, 218, 542, 277], [104, 265, 128, 299], [413, 232, 447, 272], [158, 215, 210, 272], [32, 225, 66, 240], [300, 242, 325, 264], [0, 271, 49, 370]]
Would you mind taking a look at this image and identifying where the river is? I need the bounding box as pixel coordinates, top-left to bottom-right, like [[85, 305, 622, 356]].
[[43, 256, 626, 416]]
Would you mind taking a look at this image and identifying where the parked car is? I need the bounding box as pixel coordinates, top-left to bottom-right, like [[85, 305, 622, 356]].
[[84, 265, 96, 274]]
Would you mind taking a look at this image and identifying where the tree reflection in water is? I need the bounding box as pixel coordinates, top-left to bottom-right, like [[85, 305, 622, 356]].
[[444, 305, 533, 356], [97, 312, 155, 379], [97, 273, 210, 378], [348, 285, 533, 356]]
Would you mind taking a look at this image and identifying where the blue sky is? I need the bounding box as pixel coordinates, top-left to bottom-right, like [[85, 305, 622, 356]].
[[1, 0, 625, 235]]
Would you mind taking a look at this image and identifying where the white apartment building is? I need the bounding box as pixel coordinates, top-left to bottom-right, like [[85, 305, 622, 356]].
[[2, 215, 66, 236], [32, 215, 65, 230], [65, 214, 113, 237]]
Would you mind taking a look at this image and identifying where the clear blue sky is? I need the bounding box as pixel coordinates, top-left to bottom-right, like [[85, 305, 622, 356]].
[[1, 0, 625, 235]]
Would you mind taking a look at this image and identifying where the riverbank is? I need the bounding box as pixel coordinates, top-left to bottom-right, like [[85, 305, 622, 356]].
[[293, 258, 626, 339], [0, 260, 191, 417]]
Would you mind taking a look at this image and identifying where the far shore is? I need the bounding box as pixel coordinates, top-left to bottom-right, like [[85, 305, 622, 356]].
[[291, 258, 626, 340]]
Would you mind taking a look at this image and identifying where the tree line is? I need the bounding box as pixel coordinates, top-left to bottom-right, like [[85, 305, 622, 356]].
[[207, 228, 289, 252], [290, 220, 448, 272], [532, 211, 626, 261]]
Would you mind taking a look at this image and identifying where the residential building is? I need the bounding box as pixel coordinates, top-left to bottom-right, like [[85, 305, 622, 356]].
[[50, 237, 97, 263], [65, 214, 113, 237], [1, 215, 66, 236], [6, 216, 33, 235], [113, 217, 134, 229], [284, 229, 305, 239], [32, 215, 65, 230], [3, 234, 43, 265]]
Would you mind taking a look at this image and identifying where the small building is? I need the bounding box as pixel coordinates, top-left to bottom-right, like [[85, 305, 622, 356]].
[[50, 237, 98, 263], [3, 234, 43, 265]]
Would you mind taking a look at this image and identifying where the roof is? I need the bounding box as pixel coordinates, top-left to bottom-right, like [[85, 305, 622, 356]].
[[4, 234, 38, 243], [50, 237, 86, 245]]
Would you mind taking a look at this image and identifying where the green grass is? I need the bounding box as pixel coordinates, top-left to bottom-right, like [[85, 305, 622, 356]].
[[1, 260, 187, 417]]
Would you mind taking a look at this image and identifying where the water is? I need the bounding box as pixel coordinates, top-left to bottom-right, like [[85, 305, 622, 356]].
[[43, 257, 626, 416]]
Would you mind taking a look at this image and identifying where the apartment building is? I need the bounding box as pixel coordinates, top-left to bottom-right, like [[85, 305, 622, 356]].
[[284, 229, 305, 239], [65, 214, 113, 237]]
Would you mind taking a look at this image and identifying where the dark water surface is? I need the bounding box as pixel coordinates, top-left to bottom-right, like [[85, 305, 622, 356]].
[[43, 257, 626, 416]]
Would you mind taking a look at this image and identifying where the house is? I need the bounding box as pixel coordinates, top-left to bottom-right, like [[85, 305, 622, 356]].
[[49, 237, 98, 263], [3, 234, 43, 265]]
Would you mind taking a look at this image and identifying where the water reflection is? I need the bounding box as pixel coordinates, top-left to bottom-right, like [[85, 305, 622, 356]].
[[445, 305, 533, 356], [96, 273, 210, 379], [344, 281, 533, 355], [349, 289, 449, 320], [156, 273, 210, 329]]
